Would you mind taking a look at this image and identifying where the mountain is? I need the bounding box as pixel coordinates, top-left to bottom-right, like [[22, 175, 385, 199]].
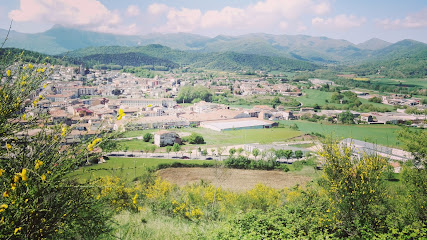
[[1, 26, 425, 65], [357, 38, 392, 50], [348, 40, 427, 78], [63, 45, 320, 72]]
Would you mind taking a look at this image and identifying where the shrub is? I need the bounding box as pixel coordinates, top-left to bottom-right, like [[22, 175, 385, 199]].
[[319, 141, 389, 238], [143, 133, 153, 142], [0, 54, 113, 239]]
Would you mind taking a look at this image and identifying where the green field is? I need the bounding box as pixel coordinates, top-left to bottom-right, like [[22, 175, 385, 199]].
[[298, 89, 335, 106], [370, 77, 427, 89], [298, 89, 394, 111], [70, 157, 210, 181], [279, 120, 402, 147], [121, 127, 302, 149]]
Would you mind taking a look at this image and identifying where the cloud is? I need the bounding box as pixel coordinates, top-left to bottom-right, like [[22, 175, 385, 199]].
[[312, 14, 366, 29], [148, 0, 331, 33], [9, 0, 121, 30], [377, 8, 427, 29], [148, 3, 170, 15], [279, 21, 289, 30], [126, 5, 140, 17]]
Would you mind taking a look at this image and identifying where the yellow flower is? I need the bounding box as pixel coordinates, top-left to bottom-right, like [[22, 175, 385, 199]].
[[33, 99, 39, 107], [21, 169, 28, 181], [0, 204, 8, 212], [11, 183, 16, 190], [22, 114, 26, 120], [28, 63, 33, 69], [6, 144, 11, 149], [132, 193, 138, 204], [3, 191, 9, 198], [0, 169, 4, 176], [43, 84, 47, 88], [6, 70, 11, 77], [41, 174, 46, 181], [117, 109, 125, 120], [14, 227, 22, 234], [35, 160, 43, 170], [13, 174, 20, 183], [61, 127, 67, 136]]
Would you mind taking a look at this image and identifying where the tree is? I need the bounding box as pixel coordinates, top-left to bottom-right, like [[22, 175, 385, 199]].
[[201, 149, 208, 157], [187, 133, 205, 144], [143, 133, 153, 142], [149, 145, 157, 154], [398, 127, 427, 168], [217, 147, 225, 161], [165, 146, 172, 157], [252, 149, 260, 160], [272, 96, 281, 108], [237, 147, 244, 156], [229, 148, 236, 156], [283, 150, 293, 160], [295, 150, 303, 159], [339, 110, 355, 124], [172, 143, 181, 156]]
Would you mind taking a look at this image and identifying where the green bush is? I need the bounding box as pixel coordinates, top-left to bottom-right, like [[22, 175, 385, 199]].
[[0, 55, 114, 239]]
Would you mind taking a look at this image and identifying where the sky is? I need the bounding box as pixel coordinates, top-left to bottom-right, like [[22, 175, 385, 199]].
[[0, 0, 426, 44]]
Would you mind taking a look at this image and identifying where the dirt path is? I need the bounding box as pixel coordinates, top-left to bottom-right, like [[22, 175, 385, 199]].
[[157, 167, 313, 192]]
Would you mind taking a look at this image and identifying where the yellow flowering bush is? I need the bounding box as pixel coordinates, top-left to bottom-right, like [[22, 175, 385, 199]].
[[0, 50, 114, 239], [319, 140, 389, 238], [93, 176, 143, 212]]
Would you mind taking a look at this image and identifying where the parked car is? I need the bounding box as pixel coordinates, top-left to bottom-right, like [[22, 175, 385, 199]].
[[205, 157, 213, 160], [180, 156, 190, 159]]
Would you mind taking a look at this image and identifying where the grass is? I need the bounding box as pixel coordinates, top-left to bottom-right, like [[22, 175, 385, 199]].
[[121, 127, 303, 148], [109, 209, 220, 240], [297, 89, 394, 111], [70, 157, 210, 182], [279, 120, 402, 147], [298, 89, 335, 107], [371, 77, 427, 89], [118, 139, 154, 151]]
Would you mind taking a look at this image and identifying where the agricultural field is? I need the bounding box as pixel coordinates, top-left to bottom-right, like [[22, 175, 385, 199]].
[[157, 167, 316, 192], [370, 77, 427, 89], [70, 157, 210, 182], [279, 120, 402, 147]]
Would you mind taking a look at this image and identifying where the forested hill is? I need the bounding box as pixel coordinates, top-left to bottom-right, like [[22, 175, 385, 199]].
[[62, 44, 320, 72], [0, 48, 67, 66], [347, 40, 427, 78]]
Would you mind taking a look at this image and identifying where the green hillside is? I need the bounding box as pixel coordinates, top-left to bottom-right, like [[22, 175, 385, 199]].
[[63, 45, 321, 72], [348, 40, 427, 78]]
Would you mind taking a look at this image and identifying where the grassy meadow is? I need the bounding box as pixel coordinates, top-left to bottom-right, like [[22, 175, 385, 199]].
[[120, 127, 303, 150], [279, 120, 402, 147], [298, 89, 395, 110]]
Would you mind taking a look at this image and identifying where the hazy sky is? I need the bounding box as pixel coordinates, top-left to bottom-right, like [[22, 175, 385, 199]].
[[0, 0, 426, 43]]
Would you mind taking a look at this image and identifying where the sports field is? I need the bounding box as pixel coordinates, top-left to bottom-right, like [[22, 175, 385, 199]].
[[121, 127, 302, 147], [279, 120, 402, 147]]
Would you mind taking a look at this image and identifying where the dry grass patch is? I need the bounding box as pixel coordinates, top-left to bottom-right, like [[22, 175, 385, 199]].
[[157, 167, 313, 192]]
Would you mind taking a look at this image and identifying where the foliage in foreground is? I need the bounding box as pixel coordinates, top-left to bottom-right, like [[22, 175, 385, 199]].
[[0, 52, 113, 239]]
